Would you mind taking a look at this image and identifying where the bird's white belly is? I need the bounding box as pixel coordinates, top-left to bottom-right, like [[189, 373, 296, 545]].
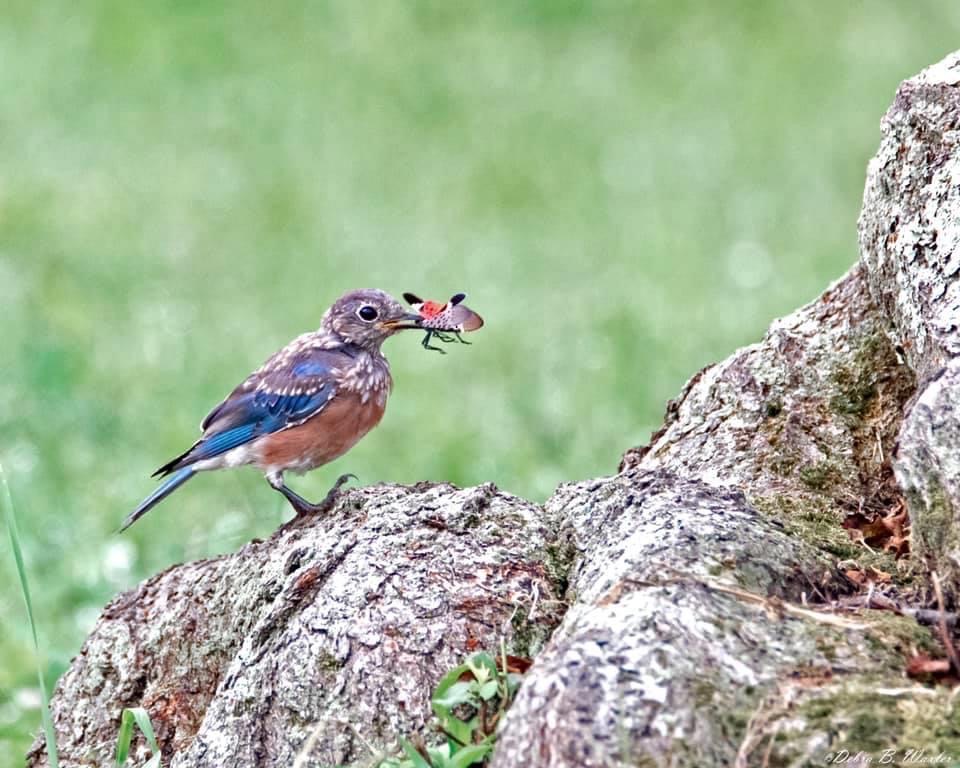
[[192, 444, 256, 472]]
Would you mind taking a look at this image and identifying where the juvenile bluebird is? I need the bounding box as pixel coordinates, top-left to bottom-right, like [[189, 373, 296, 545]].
[[121, 289, 423, 531]]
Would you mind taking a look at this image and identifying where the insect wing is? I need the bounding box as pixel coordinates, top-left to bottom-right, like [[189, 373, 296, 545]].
[[446, 302, 483, 332]]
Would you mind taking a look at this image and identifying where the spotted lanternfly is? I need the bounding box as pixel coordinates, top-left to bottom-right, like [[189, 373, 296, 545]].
[[402, 292, 484, 353]]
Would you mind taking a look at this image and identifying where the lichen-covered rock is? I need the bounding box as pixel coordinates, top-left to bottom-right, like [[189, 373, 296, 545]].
[[858, 51, 960, 381], [621, 265, 914, 564], [493, 51, 960, 766], [492, 471, 914, 768], [856, 50, 960, 600], [28, 483, 561, 768], [895, 359, 960, 603]]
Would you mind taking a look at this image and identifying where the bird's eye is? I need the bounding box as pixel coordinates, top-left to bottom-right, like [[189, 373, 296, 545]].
[[357, 305, 379, 322]]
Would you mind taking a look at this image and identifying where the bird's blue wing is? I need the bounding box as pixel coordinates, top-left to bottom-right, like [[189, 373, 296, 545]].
[[154, 347, 350, 476]]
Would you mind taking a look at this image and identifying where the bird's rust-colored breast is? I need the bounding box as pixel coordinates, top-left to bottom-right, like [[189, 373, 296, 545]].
[[257, 390, 386, 472]]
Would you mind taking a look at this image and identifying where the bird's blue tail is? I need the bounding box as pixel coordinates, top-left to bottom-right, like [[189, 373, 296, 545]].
[[120, 467, 196, 532]]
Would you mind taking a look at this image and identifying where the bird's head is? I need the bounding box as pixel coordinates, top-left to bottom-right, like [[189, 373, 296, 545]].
[[322, 288, 422, 350]]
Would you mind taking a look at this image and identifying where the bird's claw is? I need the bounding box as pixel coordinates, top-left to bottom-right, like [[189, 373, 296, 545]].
[[311, 473, 357, 515], [277, 473, 358, 517]]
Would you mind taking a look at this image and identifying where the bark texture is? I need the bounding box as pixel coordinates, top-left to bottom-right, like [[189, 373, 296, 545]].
[[493, 471, 928, 767], [858, 51, 960, 602], [620, 265, 914, 534], [30, 51, 960, 768], [895, 359, 960, 602], [858, 52, 960, 380], [29, 484, 562, 767]]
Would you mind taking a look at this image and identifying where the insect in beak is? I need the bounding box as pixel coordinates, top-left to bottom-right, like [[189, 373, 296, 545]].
[[402, 292, 484, 352]]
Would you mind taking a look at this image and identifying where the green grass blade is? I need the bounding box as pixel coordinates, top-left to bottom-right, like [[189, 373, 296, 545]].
[[399, 738, 433, 768], [128, 707, 160, 755], [114, 709, 134, 765], [1, 463, 60, 768], [448, 741, 492, 768], [115, 707, 161, 766]]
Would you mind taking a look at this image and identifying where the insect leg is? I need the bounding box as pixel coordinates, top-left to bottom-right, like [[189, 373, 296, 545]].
[[422, 330, 447, 353]]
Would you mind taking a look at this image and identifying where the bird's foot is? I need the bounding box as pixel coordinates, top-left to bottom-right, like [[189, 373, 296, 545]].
[[275, 473, 358, 517], [313, 473, 358, 515]]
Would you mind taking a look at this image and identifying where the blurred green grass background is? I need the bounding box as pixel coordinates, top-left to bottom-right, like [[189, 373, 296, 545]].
[[2, 0, 958, 761]]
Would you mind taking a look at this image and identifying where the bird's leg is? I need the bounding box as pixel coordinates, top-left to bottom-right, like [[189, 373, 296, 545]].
[[267, 472, 357, 516]]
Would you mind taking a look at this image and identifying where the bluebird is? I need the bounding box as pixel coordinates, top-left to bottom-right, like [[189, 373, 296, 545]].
[[121, 289, 423, 531]]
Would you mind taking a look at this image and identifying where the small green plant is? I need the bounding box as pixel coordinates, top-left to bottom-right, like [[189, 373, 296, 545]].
[[377, 648, 524, 768], [1, 464, 60, 768], [114, 707, 161, 767]]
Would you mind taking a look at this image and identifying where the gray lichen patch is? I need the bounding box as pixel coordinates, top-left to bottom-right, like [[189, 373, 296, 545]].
[[858, 50, 960, 379]]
